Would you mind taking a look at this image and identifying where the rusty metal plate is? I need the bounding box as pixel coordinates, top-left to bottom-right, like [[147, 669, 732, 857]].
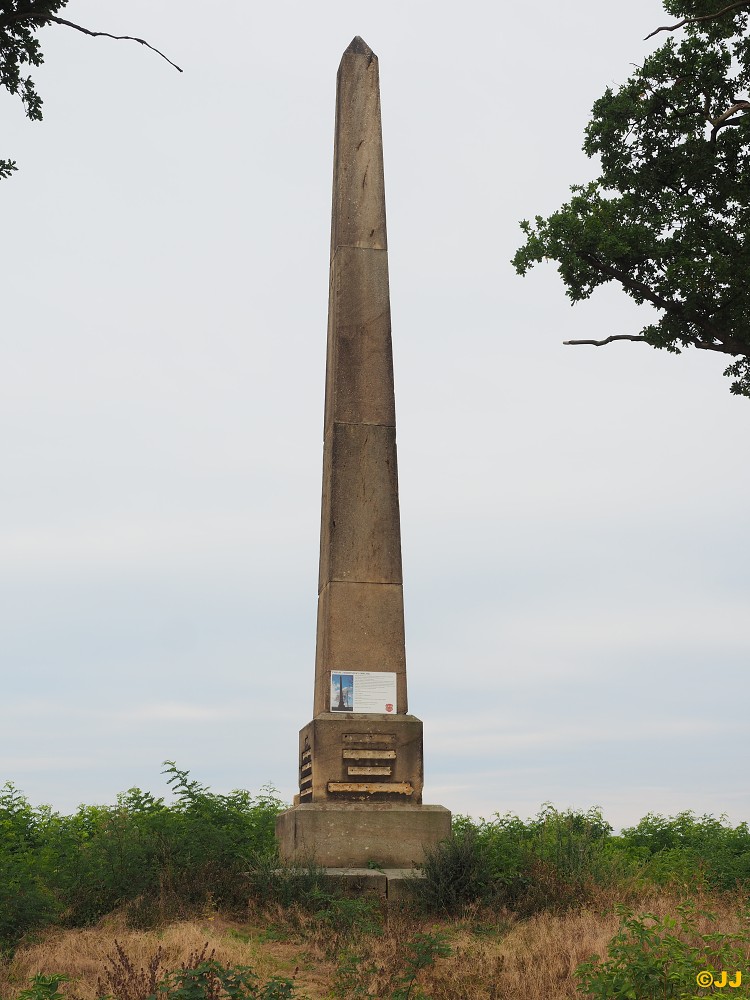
[[327, 781, 413, 795]]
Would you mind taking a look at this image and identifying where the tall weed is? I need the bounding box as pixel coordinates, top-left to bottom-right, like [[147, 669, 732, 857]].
[[620, 812, 750, 891], [418, 805, 629, 914], [412, 828, 496, 912], [576, 902, 750, 999], [0, 764, 287, 950]]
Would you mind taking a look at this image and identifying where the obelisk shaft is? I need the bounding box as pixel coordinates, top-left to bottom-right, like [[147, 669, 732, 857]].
[[276, 37, 450, 851], [313, 37, 407, 717]]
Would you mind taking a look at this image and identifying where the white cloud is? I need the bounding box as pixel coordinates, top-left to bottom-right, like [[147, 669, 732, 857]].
[[0, 0, 746, 825]]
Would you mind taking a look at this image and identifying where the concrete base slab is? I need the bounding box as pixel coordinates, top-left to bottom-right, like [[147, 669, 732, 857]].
[[382, 868, 425, 903], [267, 867, 424, 902], [323, 867, 425, 901], [323, 868, 386, 896], [276, 802, 451, 867]]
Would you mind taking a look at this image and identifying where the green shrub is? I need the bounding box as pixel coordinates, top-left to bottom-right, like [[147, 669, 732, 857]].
[[620, 812, 750, 891], [427, 805, 745, 913], [428, 804, 632, 913], [242, 853, 330, 909], [391, 931, 451, 1000], [332, 929, 450, 999], [4, 769, 750, 953], [0, 784, 63, 946], [0, 764, 288, 950], [152, 959, 297, 1000], [576, 903, 750, 999], [412, 827, 497, 912], [314, 896, 382, 957], [13, 974, 71, 1000]]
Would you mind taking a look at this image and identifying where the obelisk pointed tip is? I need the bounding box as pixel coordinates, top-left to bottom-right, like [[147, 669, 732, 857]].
[[344, 36, 376, 59]]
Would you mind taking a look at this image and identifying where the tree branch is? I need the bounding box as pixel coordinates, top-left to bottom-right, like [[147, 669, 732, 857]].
[[46, 16, 182, 72], [574, 253, 746, 355], [645, 1, 750, 39], [3, 13, 182, 72], [563, 335, 742, 355], [563, 335, 649, 347], [709, 102, 750, 141], [578, 252, 681, 314], [692, 338, 739, 353]]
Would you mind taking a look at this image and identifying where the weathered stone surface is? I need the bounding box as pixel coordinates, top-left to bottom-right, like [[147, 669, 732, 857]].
[[347, 766, 392, 775], [328, 781, 413, 794], [275, 38, 452, 853], [324, 246, 394, 433], [330, 38, 387, 254], [313, 582, 406, 716], [322, 868, 425, 902], [318, 423, 402, 591], [269, 868, 424, 903], [383, 868, 425, 904], [276, 803, 451, 867], [314, 35, 405, 724], [298, 713, 423, 803], [323, 868, 387, 896]]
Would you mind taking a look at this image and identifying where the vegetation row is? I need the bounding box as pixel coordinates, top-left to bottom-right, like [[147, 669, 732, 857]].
[[2, 763, 750, 998]]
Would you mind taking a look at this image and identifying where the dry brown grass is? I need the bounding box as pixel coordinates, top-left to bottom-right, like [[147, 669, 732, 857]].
[[2, 890, 748, 1000], [0, 911, 325, 1000]]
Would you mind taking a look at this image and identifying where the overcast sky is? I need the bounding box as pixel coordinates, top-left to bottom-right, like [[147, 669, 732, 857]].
[[1, 0, 748, 831]]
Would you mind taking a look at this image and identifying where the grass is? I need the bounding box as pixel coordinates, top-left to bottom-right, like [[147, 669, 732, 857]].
[[2, 890, 749, 1000]]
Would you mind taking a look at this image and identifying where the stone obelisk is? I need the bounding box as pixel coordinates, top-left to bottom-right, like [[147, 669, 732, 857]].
[[276, 37, 450, 869]]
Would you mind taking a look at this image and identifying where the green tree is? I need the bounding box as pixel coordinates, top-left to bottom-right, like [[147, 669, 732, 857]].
[[512, 0, 750, 397], [1, 0, 181, 179]]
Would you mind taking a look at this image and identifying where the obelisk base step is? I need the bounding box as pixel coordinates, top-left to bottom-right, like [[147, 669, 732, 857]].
[[323, 868, 425, 903], [276, 802, 451, 868]]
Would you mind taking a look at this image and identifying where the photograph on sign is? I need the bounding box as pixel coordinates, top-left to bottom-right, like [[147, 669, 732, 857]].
[[330, 672, 354, 712], [330, 671, 397, 713]]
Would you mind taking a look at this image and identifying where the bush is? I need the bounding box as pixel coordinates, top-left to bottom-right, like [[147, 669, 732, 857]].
[[0, 764, 288, 950], [4, 770, 750, 950], [242, 852, 330, 909], [13, 974, 71, 1000], [152, 958, 297, 1000], [620, 812, 750, 891], [332, 929, 450, 999], [416, 804, 632, 914], [576, 902, 750, 1000], [419, 805, 750, 914], [412, 827, 497, 912], [0, 784, 63, 946], [390, 931, 451, 1000], [95, 939, 165, 1000]]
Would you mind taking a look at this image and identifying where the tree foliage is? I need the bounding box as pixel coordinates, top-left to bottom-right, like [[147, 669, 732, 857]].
[[1, 0, 180, 178], [512, 0, 750, 397], [0, 1, 66, 177]]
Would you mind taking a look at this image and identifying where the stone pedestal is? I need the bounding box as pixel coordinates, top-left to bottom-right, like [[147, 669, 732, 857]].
[[296, 712, 424, 804], [276, 802, 451, 868]]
